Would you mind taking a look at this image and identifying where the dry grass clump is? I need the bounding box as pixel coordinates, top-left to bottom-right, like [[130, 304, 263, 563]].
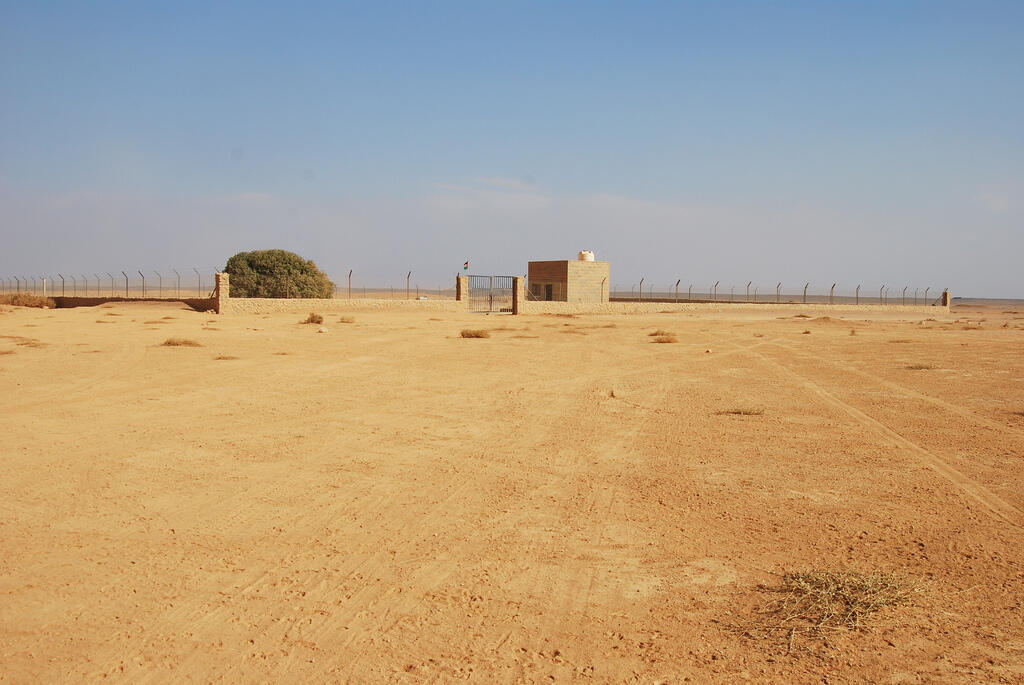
[[888, 339, 912, 344], [905, 363, 936, 370], [717, 408, 765, 416], [793, 313, 811, 318], [143, 320, 168, 324], [460, 329, 490, 339], [302, 312, 324, 324], [801, 330, 811, 334], [651, 334, 678, 343], [0, 293, 55, 308], [648, 329, 673, 336], [214, 355, 239, 361], [337, 316, 355, 324], [162, 338, 202, 347], [751, 569, 923, 649]]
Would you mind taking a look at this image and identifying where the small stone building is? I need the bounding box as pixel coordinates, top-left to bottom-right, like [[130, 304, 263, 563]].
[[527, 251, 610, 303]]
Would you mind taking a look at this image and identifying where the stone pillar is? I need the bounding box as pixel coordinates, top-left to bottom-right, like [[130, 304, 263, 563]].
[[456, 276, 469, 306], [512, 276, 525, 315], [214, 272, 230, 314]]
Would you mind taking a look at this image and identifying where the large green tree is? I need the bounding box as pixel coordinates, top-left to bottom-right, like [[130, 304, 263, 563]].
[[224, 250, 334, 298]]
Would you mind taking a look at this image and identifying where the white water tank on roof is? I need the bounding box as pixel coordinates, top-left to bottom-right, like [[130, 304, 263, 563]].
[[577, 250, 595, 261]]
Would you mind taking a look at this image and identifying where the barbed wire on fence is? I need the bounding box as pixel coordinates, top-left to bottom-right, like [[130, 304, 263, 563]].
[[1, 268, 946, 307]]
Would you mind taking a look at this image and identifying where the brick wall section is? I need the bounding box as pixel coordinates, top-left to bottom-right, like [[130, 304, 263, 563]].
[[527, 261, 569, 301], [566, 261, 610, 303]]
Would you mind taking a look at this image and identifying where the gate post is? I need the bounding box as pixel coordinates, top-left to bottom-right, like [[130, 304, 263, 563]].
[[512, 276, 525, 315], [456, 275, 469, 307]]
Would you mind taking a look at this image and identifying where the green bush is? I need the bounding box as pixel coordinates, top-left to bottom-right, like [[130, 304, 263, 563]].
[[224, 249, 334, 298]]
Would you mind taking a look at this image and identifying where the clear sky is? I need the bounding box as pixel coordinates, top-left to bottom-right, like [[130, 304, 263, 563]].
[[2, 1, 1022, 297]]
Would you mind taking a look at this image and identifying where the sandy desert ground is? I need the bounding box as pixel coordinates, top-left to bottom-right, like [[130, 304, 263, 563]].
[[1, 301, 1022, 683]]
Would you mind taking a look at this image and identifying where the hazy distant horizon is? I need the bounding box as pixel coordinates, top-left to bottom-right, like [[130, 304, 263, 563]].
[[2, 2, 1022, 298]]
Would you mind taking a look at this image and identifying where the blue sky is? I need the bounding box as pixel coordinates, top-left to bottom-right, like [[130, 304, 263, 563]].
[[2, 1, 1022, 296]]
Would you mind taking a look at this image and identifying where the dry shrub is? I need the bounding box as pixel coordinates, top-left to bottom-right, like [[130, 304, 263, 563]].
[[750, 570, 923, 649], [962, 325, 981, 330], [162, 338, 202, 347], [214, 355, 239, 360], [648, 329, 673, 336], [849, 329, 857, 336], [753, 332, 764, 338], [888, 339, 912, 344], [0, 293, 55, 308], [338, 316, 355, 324], [717, 408, 765, 416], [801, 330, 811, 334], [95, 319, 115, 324], [794, 313, 811, 318], [161, 316, 176, 320], [143, 320, 168, 324], [905, 363, 935, 370], [302, 312, 324, 324], [651, 335, 678, 343], [460, 329, 490, 338]]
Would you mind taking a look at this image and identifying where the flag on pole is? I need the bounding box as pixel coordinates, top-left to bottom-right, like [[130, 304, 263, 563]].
[[463, 261, 469, 271]]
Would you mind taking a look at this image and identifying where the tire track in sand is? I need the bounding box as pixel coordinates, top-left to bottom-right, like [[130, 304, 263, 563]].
[[769, 339, 1024, 441], [715, 335, 1022, 527]]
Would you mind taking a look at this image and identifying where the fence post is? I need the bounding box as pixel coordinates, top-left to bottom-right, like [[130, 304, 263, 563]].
[[155, 271, 162, 298], [57, 274, 65, 297], [924, 287, 930, 304], [639, 278, 644, 301], [688, 284, 692, 300], [121, 271, 129, 297], [713, 281, 719, 301], [746, 281, 752, 302], [407, 271, 411, 300], [173, 269, 181, 298], [803, 282, 809, 304], [753, 286, 758, 302], [193, 268, 201, 297], [776, 282, 781, 304], [830, 283, 836, 304], [856, 284, 860, 304], [879, 285, 885, 304], [139, 271, 146, 298], [676, 279, 681, 303], [902, 285, 908, 306], [348, 269, 352, 299]]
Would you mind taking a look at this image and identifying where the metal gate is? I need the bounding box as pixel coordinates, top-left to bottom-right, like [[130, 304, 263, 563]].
[[467, 275, 514, 313]]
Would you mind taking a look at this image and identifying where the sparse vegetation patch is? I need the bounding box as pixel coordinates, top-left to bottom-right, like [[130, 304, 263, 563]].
[[651, 335, 678, 343], [162, 338, 202, 347], [749, 569, 923, 649], [302, 312, 324, 324], [905, 363, 935, 370], [460, 329, 490, 338], [337, 316, 355, 324], [717, 408, 765, 416]]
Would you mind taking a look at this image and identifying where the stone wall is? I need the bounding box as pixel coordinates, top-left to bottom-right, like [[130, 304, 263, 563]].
[[216, 273, 463, 314], [517, 300, 950, 316], [565, 260, 610, 303], [52, 296, 217, 311]]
